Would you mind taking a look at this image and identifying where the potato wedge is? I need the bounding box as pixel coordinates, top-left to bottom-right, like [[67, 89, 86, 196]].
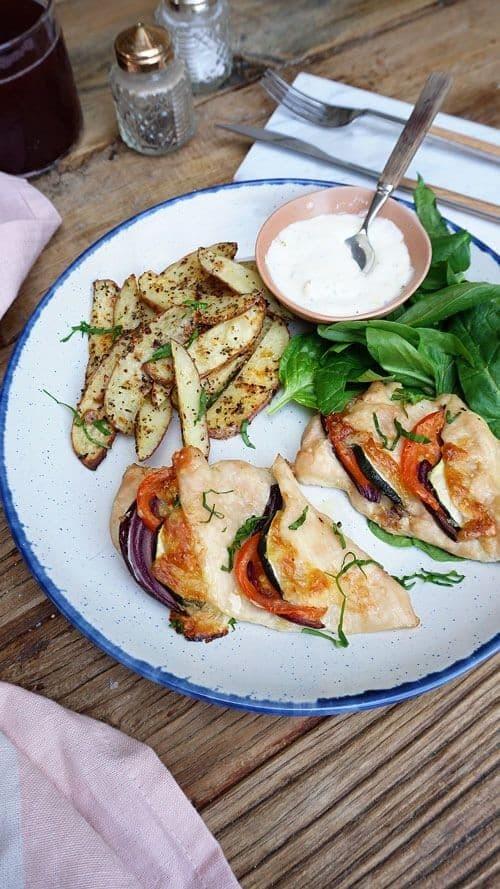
[[138, 271, 196, 313], [86, 279, 118, 381], [72, 331, 136, 469], [188, 302, 265, 377], [194, 293, 258, 326], [71, 410, 116, 471], [198, 249, 262, 295], [105, 307, 193, 434], [114, 274, 154, 330], [150, 381, 171, 409], [206, 319, 289, 438], [135, 393, 173, 461], [160, 241, 237, 282], [139, 243, 237, 312], [240, 259, 292, 320], [171, 341, 209, 457], [202, 352, 249, 399]]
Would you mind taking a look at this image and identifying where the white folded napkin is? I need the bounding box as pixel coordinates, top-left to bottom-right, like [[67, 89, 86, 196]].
[[235, 72, 500, 251]]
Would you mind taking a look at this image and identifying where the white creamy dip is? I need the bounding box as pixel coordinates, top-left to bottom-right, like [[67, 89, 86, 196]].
[[265, 213, 413, 316]]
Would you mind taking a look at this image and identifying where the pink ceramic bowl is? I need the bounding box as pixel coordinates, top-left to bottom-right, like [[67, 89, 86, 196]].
[[255, 185, 432, 323]]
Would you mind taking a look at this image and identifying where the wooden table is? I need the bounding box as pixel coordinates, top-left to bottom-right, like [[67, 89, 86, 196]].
[[1, 1, 499, 885]]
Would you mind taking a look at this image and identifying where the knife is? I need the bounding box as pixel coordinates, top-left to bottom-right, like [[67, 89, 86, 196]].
[[217, 122, 500, 223]]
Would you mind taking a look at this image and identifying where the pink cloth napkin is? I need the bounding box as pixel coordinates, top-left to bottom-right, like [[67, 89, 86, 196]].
[[0, 682, 240, 889], [0, 172, 61, 320]]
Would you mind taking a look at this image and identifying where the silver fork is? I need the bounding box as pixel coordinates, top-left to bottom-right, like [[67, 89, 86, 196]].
[[260, 69, 499, 163]]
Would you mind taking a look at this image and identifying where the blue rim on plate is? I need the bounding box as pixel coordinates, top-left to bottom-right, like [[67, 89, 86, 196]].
[[1, 178, 499, 716]]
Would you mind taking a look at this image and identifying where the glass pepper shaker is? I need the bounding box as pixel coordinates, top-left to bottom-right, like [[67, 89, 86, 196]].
[[109, 22, 196, 156], [155, 0, 232, 94]]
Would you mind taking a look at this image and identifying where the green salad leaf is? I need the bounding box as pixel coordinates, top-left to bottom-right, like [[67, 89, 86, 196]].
[[367, 520, 464, 562], [396, 281, 500, 327], [268, 333, 326, 413], [450, 301, 500, 437]]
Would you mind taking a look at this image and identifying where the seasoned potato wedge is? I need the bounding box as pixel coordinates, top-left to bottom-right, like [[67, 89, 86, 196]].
[[105, 307, 193, 434], [202, 352, 249, 399], [206, 319, 289, 438], [188, 302, 265, 377], [160, 241, 237, 281], [197, 249, 262, 295], [72, 331, 136, 469], [150, 381, 171, 409], [114, 274, 154, 330], [135, 393, 173, 461], [194, 293, 258, 326], [78, 332, 135, 416], [171, 341, 209, 457], [240, 259, 292, 320], [71, 409, 116, 471], [143, 354, 175, 387], [138, 271, 195, 313], [86, 279, 118, 381]]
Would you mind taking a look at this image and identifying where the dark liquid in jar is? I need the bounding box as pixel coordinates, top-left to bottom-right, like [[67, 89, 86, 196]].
[[0, 0, 82, 176]]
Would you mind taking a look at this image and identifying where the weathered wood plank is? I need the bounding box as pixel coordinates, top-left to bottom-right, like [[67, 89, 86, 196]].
[[201, 658, 498, 886]]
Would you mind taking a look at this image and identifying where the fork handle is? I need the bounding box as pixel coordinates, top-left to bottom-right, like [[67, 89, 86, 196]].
[[362, 73, 452, 230]]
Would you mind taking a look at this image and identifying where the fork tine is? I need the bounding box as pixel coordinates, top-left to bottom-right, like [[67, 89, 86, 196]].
[[264, 70, 327, 111], [261, 75, 325, 124]]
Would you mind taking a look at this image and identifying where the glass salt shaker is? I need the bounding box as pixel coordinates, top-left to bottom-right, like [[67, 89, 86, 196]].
[[155, 0, 232, 94], [109, 22, 196, 156]]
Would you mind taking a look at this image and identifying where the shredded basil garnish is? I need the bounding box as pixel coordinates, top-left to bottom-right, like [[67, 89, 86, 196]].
[[372, 412, 389, 449], [43, 389, 111, 449], [221, 514, 265, 571], [288, 506, 308, 530], [240, 419, 255, 449], [195, 390, 208, 425], [394, 568, 464, 589], [332, 521, 346, 549], [149, 342, 172, 362], [201, 488, 233, 523], [61, 320, 122, 343], [394, 419, 430, 444], [445, 408, 462, 425]]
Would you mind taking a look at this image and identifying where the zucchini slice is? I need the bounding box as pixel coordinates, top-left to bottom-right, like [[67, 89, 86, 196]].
[[351, 445, 404, 508]]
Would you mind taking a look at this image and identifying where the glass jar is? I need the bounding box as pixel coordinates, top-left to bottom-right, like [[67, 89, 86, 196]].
[[155, 0, 232, 94], [109, 22, 195, 157], [0, 0, 82, 177]]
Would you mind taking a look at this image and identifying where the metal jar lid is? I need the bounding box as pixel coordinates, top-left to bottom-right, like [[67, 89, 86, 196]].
[[114, 22, 173, 73], [167, 0, 217, 11]]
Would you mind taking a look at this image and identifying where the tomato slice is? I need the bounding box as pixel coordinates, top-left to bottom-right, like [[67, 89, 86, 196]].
[[324, 414, 380, 502], [136, 467, 178, 532], [234, 534, 326, 628], [400, 409, 444, 513]]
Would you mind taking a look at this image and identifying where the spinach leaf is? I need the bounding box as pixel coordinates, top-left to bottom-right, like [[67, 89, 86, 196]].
[[367, 520, 464, 562], [365, 328, 435, 391], [396, 282, 500, 327], [429, 231, 471, 267], [414, 176, 449, 237], [314, 348, 370, 415], [268, 333, 326, 413], [450, 301, 500, 437]]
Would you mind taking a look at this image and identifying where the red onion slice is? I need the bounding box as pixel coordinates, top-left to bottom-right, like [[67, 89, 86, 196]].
[[119, 504, 180, 609]]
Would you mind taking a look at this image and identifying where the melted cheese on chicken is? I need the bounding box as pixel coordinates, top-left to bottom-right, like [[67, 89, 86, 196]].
[[295, 382, 500, 562], [269, 456, 419, 633], [173, 447, 298, 631]]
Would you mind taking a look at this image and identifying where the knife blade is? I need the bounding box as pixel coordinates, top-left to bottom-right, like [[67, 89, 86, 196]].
[[217, 122, 500, 222]]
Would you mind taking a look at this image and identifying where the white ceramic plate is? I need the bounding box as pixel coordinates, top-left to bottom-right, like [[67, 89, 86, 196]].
[[1, 179, 499, 715]]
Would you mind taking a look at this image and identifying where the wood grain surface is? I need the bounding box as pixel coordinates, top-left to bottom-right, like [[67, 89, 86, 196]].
[[1, 1, 499, 886]]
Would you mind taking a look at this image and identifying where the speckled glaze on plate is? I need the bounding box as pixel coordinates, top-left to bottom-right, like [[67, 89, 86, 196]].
[[1, 179, 499, 716]]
